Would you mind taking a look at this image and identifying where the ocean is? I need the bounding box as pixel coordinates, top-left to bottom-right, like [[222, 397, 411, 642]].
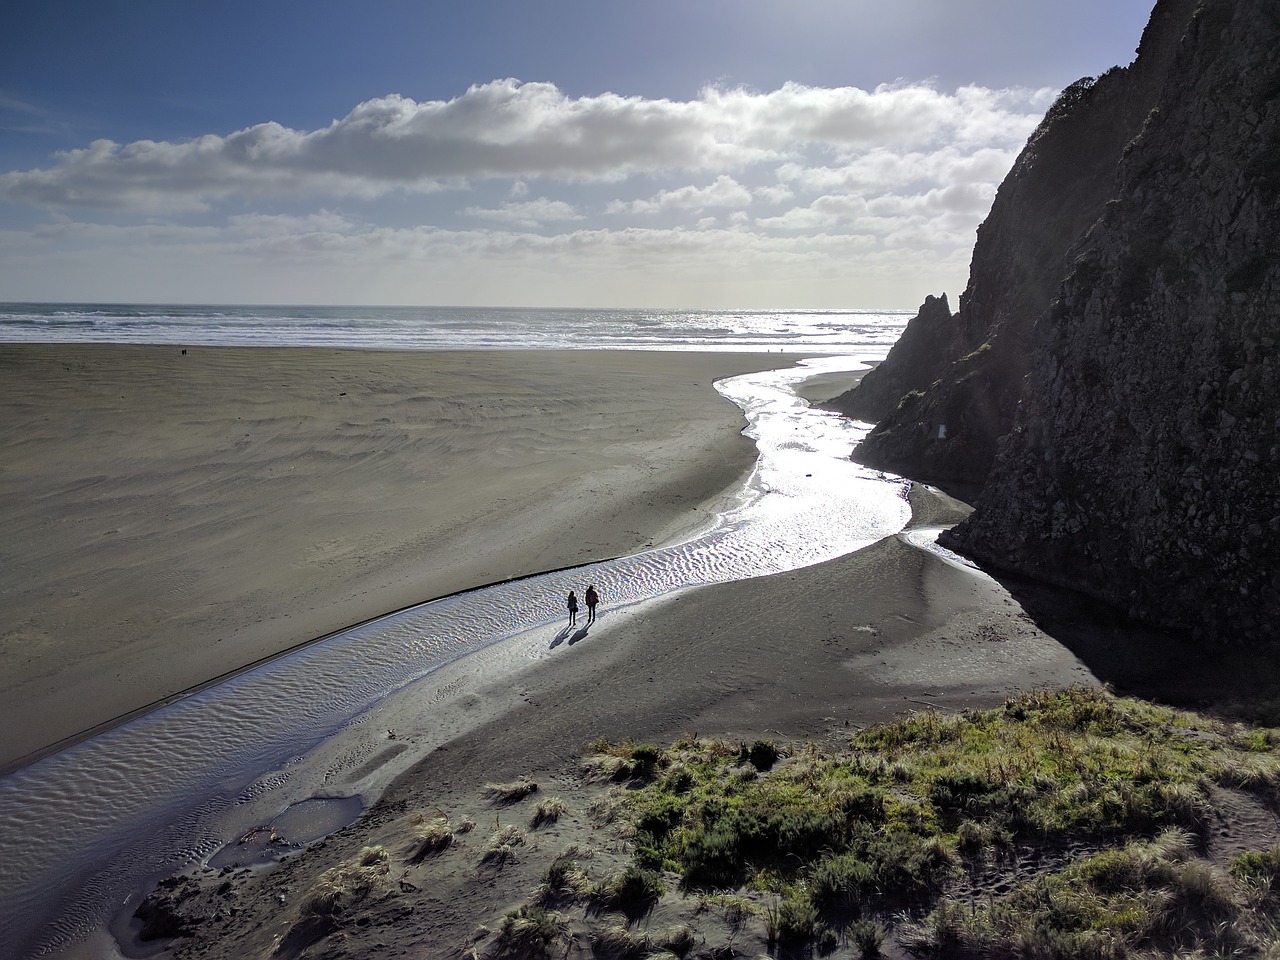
[[0, 302, 910, 353]]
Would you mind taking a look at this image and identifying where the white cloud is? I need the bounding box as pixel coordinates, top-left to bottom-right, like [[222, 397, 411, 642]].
[[753, 183, 795, 205], [0, 79, 1051, 214], [460, 197, 583, 227], [866, 182, 997, 217], [606, 175, 752, 215], [757, 194, 871, 231], [0, 76, 1058, 306]]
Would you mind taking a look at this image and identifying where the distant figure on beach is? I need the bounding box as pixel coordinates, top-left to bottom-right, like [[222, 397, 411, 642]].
[[585, 584, 599, 624], [566, 590, 578, 626]]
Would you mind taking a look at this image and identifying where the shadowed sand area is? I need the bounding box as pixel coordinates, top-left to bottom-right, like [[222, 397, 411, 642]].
[[0, 344, 785, 771]]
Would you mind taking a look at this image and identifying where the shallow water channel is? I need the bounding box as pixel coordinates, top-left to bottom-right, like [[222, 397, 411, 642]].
[[0, 355, 910, 960]]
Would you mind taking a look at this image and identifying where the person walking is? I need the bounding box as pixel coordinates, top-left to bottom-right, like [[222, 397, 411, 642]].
[[566, 590, 578, 627], [585, 584, 599, 624]]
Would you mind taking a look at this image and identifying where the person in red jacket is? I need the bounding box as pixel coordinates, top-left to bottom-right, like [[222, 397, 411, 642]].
[[584, 584, 600, 624]]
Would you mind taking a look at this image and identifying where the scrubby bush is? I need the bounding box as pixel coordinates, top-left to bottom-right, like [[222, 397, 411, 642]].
[[588, 689, 1280, 955]]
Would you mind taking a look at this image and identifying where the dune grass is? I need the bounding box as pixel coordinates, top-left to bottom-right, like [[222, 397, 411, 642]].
[[297, 846, 392, 921], [271, 845, 396, 958], [481, 822, 527, 867], [588, 687, 1280, 957], [529, 796, 569, 828], [483, 777, 540, 805], [494, 904, 568, 958]]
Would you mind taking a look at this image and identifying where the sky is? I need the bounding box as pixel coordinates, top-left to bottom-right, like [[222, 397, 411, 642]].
[[0, 0, 1156, 309]]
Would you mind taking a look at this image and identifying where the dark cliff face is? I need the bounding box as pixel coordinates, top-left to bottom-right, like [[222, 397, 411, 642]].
[[847, 0, 1199, 484], [946, 0, 1280, 641]]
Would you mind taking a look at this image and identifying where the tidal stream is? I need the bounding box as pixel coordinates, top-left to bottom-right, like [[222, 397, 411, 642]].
[[0, 355, 910, 959]]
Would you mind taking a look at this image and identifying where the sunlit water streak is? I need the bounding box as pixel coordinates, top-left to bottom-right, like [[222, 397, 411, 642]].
[[0, 355, 908, 960]]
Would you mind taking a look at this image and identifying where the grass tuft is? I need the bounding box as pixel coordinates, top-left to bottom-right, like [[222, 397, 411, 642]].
[[529, 796, 569, 828], [659, 923, 698, 957], [481, 823, 527, 867], [404, 814, 455, 862], [495, 904, 567, 958], [535, 853, 590, 904], [590, 865, 666, 918], [483, 777, 539, 805], [296, 846, 392, 922], [590, 919, 651, 960]]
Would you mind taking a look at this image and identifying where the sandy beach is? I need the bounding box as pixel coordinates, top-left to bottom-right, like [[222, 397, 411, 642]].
[[10, 342, 1279, 960], [0, 344, 785, 772]]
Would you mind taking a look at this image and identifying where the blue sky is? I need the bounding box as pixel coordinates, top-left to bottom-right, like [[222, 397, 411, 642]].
[[1, 0, 1155, 308]]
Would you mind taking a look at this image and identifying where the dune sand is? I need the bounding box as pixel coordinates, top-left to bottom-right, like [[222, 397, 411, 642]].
[[0, 344, 785, 771]]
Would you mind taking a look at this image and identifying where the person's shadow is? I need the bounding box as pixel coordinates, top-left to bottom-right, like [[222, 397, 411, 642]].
[[566, 625, 590, 646]]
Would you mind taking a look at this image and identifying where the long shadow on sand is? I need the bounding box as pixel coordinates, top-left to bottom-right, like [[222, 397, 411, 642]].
[[550, 625, 590, 649], [986, 565, 1280, 723]]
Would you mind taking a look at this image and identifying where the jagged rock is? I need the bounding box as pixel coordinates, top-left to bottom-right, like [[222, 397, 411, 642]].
[[944, 0, 1280, 641], [826, 293, 953, 423]]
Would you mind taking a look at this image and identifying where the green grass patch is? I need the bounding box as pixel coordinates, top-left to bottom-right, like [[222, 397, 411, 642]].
[[589, 687, 1280, 955]]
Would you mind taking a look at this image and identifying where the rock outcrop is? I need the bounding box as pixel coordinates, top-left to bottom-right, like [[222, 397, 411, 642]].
[[851, 0, 1280, 642], [846, 0, 1199, 484], [827, 294, 953, 423]]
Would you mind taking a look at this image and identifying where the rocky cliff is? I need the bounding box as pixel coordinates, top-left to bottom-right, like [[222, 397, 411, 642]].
[[944, 0, 1280, 641], [842, 0, 1278, 642], [845, 0, 1200, 484]]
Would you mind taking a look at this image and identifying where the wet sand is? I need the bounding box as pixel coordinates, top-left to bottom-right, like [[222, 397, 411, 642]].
[[0, 344, 785, 771]]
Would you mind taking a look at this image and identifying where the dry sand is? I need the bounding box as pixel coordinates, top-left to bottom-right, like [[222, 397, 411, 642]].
[[0, 344, 784, 771]]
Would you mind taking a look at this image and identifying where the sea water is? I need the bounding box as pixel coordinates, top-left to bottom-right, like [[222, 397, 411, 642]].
[[0, 302, 907, 353], [0, 308, 911, 959]]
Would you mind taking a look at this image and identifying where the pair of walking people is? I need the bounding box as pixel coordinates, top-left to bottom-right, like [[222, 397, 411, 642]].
[[566, 584, 599, 627]]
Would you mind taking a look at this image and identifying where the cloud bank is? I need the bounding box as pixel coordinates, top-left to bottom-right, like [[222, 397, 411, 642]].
[[0, 80, 1051, 213], [0, 79, 1057, 305]]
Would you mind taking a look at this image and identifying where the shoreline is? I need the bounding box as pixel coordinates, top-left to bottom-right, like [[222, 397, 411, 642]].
[[0, 344, 788, 772]]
